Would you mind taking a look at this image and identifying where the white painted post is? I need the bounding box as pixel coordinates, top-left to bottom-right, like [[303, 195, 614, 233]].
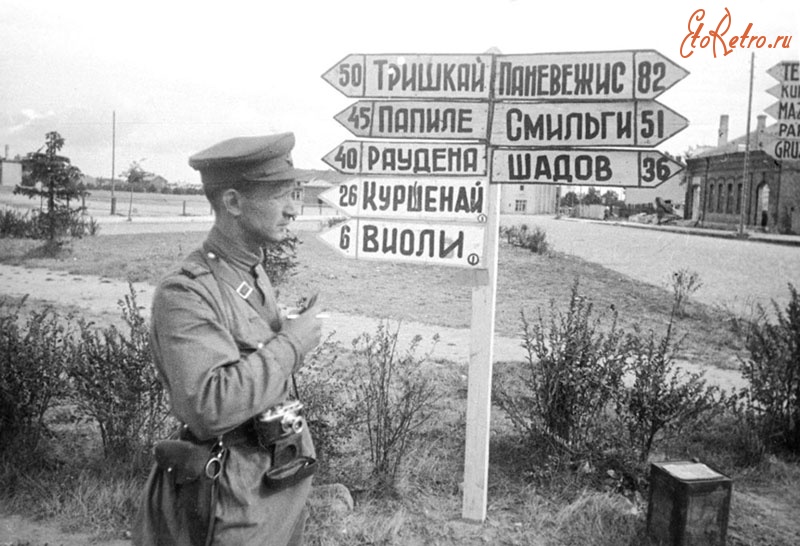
[[461, 180, 500, 522]]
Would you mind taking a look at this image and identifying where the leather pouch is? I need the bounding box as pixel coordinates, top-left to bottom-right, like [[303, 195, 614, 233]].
[[263, 457, 317, 490], [153, 439, 211, 485]]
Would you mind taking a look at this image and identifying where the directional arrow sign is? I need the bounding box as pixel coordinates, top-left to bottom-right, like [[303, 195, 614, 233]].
[[767, 61, 800, 83], [320, 177, 488, 221], [494, 49, 689, 101], [765, 100, 800, 122], [322, 140, 487, 176], [767, 82, 800, 100], [322, 54, 493, 99], [491, 148, 684, 188], [334, 100, 489, 140], [318, 218, 485, 268], [490, 100, 688, 147], [759, 137, 800, 161], [765, 100, 800, 141]]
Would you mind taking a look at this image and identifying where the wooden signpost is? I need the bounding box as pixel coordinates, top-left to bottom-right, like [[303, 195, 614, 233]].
[[321, 49, 687, 524]]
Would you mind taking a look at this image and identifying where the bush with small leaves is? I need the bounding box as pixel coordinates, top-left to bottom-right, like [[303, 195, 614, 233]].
[[0, 298, 71, 452], [343, 323, 441, 495], [68, 285, 170, 463], [740, 283, 800, 453], [519, 226, 549, 254], [667, 268, 702, 317], [493, 280, 628, 454], [262, 233, 300, 287], [295, 335, 352, 474], [616, 323, 728, 462]]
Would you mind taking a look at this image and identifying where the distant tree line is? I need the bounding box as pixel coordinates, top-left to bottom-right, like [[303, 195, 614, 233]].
[[80, 177, 205, 195]]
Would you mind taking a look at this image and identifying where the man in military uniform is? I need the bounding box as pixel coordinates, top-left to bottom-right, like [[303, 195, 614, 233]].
[[133, 132, 322, 546]]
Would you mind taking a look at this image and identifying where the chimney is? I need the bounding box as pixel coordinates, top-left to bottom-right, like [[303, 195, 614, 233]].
[[756, 115, 767, 148], [717, 115, 729, 147]]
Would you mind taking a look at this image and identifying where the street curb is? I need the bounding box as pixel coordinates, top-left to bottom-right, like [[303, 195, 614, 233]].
[[560, 217, 800, 247]]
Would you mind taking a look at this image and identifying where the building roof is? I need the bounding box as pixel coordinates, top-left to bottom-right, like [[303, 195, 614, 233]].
[[293, 168, 350, 184], [689, 122, 780, 159]]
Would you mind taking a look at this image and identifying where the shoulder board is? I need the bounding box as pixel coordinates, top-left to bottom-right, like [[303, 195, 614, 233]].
[[180, 252, 212, 279], [180, 262, 210, 279]]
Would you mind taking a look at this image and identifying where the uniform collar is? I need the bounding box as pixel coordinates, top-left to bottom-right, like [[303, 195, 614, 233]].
[[203, 225, 264, 272]]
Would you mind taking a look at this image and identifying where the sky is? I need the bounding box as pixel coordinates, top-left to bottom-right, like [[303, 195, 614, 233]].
[[1, 0, 798, 185]]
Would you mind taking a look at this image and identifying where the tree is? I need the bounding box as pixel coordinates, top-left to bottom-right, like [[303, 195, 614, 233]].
[[561, 191, 580, 208], [120, 160, 148, 219], [602, 190, 622, 206], [14, 131, 85, 242], [581, 187, 603, 205]]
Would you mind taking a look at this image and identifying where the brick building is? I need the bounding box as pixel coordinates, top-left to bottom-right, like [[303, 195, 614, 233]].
[[684, 114, 800, 234]]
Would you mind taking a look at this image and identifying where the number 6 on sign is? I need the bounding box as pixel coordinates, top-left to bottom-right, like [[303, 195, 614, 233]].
[[338, 223, 351, 250], [641, 155, 674, 184]]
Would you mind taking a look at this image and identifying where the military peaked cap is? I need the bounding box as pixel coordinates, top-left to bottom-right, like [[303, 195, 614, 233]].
[[189, 132, 301, 189]]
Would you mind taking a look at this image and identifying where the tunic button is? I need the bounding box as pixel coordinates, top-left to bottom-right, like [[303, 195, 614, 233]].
[[257, 342, 264, 349], [207, 251, 216, 259]]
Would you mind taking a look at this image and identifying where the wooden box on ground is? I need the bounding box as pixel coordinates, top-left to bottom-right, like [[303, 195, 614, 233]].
[[646, 461, 732, 546]]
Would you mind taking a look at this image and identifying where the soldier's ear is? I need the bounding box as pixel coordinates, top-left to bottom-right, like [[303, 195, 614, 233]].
[[221, 189, 244, 217]]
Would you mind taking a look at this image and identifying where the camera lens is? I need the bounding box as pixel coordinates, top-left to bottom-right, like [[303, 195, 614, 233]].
[[281, 414, 304, 434]]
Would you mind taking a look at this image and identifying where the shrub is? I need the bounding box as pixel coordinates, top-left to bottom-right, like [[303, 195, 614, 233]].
[[262, 233, 300, 287], [343, 323, 441, 495], [502, 224, 549, 254], [0, 207, 98, 239], [519, 226, 549, 254], [493, 280, 627, 453], [740, 283, 800, 453], [667, 268, 702, 317], [0, 298, 71, 452], [616, 322, 727, 462], [0, 208, 33, 237], [68, 285, 169, 462], [295, 335, 352, 474]]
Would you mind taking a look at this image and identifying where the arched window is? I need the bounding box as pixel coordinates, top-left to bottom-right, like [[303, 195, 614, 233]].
[[736, 183, 742, 213], [726, 182, 733, 213]]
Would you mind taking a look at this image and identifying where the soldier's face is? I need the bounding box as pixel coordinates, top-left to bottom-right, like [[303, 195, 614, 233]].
[[238, 181, 298, 246]]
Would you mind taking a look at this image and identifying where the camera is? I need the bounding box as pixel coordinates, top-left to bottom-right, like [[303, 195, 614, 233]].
[[254, 400, 305, 448]]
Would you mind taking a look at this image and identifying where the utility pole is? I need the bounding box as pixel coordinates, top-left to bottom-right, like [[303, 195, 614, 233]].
[[111, 110, 117, 215], [738, 53, 755, 237]]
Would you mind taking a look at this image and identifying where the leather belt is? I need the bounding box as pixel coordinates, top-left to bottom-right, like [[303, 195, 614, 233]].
[[180, 422, 258, 448]]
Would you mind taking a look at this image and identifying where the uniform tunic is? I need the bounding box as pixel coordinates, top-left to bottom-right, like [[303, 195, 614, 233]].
[[133, 226, 315, 546]]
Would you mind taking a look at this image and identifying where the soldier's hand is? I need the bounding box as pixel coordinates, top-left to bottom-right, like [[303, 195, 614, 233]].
[[281, 301, 323, 356]]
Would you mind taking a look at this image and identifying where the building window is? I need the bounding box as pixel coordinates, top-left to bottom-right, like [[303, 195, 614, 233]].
[[708, 185, 715, 212], [717, 183, 724, 213], [514, 199, 527, 212], [726, 183, 733, 213], [292, 189, 303, 202], [736, 183, 742, 214]]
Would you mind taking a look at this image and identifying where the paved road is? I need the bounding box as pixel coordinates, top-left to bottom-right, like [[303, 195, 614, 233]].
[[504, 215, 800, 319]]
